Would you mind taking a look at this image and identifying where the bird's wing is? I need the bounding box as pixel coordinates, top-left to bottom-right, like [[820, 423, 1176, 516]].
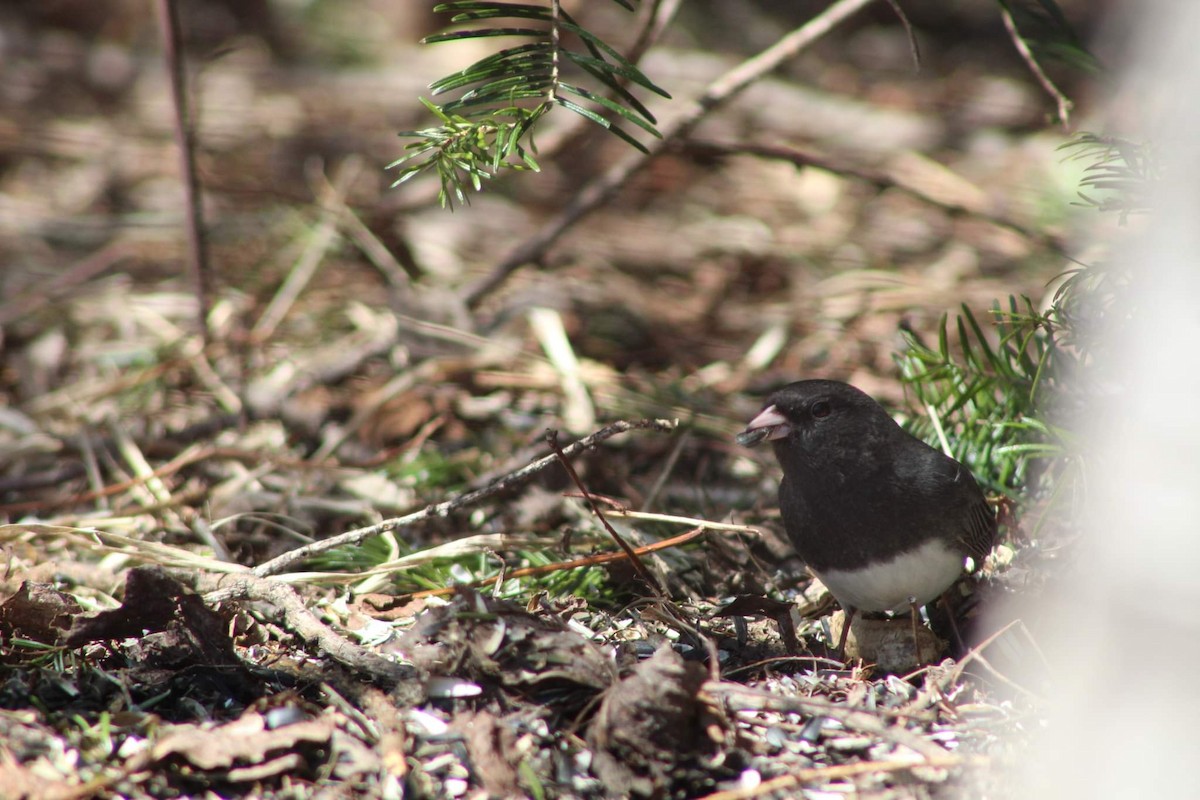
[[909, 446, 997, 567], [960, 497, 997, 568]]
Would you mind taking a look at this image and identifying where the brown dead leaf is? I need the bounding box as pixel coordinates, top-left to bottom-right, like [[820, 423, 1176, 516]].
[[451, 709, 524, 798], [0, 581, 82, 648], [151, 709, 334, 775], [65, 566, 238, 668], [359, 388, 436, 445], [354, 593, 430, 622], [587, 645, 717, 797]]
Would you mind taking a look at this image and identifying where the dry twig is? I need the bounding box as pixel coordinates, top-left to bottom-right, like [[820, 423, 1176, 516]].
[[154, 0, 211, 341], [681, 139, 1069, 254], [463, 0, 879, 308], [999, 1, 1073, 126], [251, 418, 678, 577], [546, 428, 666, 597], [196, 571, 415, 685], [694, 753, 977, 800]]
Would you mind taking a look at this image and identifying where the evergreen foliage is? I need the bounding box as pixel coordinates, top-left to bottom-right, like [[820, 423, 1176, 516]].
[[390, 1, 669, 208]]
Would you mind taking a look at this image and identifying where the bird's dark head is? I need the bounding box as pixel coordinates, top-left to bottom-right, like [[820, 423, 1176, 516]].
[[736, 379, 897, 458]]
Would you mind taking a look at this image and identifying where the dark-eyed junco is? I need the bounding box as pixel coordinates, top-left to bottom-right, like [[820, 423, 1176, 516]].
[[737, 379, 995, 659]]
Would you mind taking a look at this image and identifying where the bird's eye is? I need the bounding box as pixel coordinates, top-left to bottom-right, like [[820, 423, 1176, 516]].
[[811, 400, 832, 418]]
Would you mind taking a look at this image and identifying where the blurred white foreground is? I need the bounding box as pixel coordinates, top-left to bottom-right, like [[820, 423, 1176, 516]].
[[1009, 0, 1200, 796]]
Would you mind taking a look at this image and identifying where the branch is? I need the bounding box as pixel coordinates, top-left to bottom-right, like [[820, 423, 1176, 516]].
[[250, 417, 677, 577], [199, 572, 414, 686], [545, 429, 666, 597], [155, 0, 212, 343], [464, 0, 878, 308], [682, 139, 1069, 254], [998, 1, 1072, 127]]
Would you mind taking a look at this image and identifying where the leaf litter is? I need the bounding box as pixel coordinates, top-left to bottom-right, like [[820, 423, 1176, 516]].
[[0, 3, 1082, 797]]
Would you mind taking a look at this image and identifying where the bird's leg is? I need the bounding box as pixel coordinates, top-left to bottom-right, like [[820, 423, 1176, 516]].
[[940, 591, 967, 654], [835, 606, 856, 662], [909, 602, 923, 663]]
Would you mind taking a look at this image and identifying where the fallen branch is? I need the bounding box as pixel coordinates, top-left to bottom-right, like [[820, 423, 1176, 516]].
[[251, 417, 678, 577], [464, 0, 878, 308], [197, 571, 414, 686], [681, 139, 1069, 254]]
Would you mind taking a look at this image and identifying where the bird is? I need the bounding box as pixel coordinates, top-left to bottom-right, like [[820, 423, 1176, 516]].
[[736, 379, 996, 661]]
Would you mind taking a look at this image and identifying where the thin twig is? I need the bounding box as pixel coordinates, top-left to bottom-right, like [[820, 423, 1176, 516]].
[[154, 0, 212, 343], [998, 1, 1072, 127], [693, 753, 976, 800], [106, 415, 226, 564], [707, 681, 955, 760], [547, 0, 562, 104], [251, 418, 677, 577], [463, 0, 878, 308], [605, 508, 759, 534], [721, 654, 850, 680], [0, 524, 244, 574], [947, 618, 1046, 701], [883, 0, 921, 72], [545, 429, 665, 596], [0, 443, 221, 515], [641, 425, 690, 512], [681, 139, 1069, 254], [393, 526, 707, 602]]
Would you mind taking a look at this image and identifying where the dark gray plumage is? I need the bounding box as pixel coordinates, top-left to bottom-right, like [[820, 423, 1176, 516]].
[[738, 380, 995, 619]]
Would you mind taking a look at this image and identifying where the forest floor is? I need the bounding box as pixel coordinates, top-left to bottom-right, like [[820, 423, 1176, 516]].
[[1, 2, 1110, 797]]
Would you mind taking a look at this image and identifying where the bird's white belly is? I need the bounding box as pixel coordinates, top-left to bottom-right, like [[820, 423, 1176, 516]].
[[814, 538, 967, 612]]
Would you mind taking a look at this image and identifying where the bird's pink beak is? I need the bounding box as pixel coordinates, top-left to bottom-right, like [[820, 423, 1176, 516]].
[[736, 404, 791, 446]]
